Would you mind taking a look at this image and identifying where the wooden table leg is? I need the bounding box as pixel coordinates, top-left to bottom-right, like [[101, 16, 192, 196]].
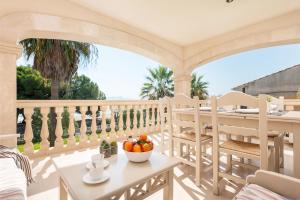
[[293, 125, 300, 178], [163, 169, 173, 200], [59, 177, 68, 200]]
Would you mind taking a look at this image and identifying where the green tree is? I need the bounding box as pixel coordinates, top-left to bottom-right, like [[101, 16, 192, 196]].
[[20, 39, 98, 100], [140, 66, 209, 100], [191, 73, 209, 100], [140, 66, 174, 100], [17, 66, 106, 100], [63, 74, 106, 100], [17, 66, 50, 99]]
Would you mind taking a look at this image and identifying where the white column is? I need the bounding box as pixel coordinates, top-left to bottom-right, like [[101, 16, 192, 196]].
[[174, 72, 192, 96], [0, 42, 21, 147]]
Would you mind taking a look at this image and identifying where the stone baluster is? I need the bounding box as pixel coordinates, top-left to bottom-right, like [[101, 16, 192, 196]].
[[40, 107, 49, 152], [55, 107, 64, 147], [132, 105, 137, 136], [126, 105, 131, 137], [154, 105, 159, 131], [101, 106, 107, 138], [68, 106, 76, 145], [91, 106, 99, 143], [80, 106, 88, 143], [137, 105, 142, 134], [156, 104, 161, 131], [110, 105, 116, 139], [145, 105, 150, 133], [142, 104, 147, 133], [151, 105, 155, 132], [118, 105, 124, 136], [24, 108, 34, 154]]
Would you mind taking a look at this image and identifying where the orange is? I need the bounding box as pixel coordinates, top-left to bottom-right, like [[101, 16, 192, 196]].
[[148, 142, 153, 150], [142, 143, 151, 152], [133, 144, 142, 152], [124, 141, 133, 152], [139, 134, 147, 141]]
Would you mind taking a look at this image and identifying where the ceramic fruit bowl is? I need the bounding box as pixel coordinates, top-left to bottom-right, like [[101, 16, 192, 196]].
[[124, 150, 153, 162], [123, 134, 153, 162]]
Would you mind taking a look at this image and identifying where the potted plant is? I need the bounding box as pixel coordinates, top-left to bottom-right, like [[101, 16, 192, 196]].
[[100, 140, 111, 158], [110, 141, 118, 155]]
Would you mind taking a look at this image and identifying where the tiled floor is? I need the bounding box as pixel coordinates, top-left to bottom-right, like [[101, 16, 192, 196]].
[[27, 135, 294, 200]]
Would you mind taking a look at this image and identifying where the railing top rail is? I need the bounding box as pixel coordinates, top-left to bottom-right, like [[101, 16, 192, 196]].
[[16, 99, 159, 108], [283, 99, 300, 106]]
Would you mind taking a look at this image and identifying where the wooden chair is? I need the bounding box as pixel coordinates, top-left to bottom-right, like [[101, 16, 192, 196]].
[[169, 94, 212, 186], [268, 96, 285, 171], [212, 92, 274, 195], [234, 170, 300, 199], [245, 96, 285, 172]]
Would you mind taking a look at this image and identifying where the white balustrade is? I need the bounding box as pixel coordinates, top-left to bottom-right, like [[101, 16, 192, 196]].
[[16, 100, 161, 158]]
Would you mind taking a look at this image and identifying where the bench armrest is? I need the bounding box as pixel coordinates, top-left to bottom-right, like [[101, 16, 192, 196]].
[[0, 134, 19, 148], [246, 170, 300, 199]]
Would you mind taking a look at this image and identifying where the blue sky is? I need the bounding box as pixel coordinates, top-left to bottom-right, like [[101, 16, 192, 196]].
[[17, 44, 300, 99]]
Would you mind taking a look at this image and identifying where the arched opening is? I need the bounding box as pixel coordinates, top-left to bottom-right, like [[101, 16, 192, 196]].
[[192, 44, 300, 99]]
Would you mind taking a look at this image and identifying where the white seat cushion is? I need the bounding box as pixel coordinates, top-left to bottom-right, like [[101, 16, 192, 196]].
[[0, 158, 27, 200], [0, 158, 17, 170], [234, 184, 290, 200]]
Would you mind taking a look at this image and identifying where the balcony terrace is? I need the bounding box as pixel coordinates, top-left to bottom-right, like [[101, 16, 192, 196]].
[[2, 1, 300, 200], [13, 99, 297, 199]]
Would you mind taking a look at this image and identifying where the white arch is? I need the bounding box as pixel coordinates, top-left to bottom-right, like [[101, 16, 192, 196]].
[[184, 10, 300, 72], [0, 12, 183, 69]]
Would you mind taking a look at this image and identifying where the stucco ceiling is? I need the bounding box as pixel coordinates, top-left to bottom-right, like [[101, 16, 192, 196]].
[[69, 0, 300, 45]]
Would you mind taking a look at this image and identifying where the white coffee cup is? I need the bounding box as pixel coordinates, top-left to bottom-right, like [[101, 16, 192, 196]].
[[89, 154, 104, 180], [91, 154, 104, 166]]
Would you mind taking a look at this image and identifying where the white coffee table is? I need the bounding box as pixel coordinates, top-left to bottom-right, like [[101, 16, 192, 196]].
[[52, 149, 180, 200]]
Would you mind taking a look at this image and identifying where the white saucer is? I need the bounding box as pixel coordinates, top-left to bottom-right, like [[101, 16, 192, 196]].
[[86, 160, 109, 170], [82, 171, 110, 184]]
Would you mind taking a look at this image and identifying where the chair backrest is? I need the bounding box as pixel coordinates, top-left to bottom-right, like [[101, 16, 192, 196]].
[[267, 95, 284, 112], [169, 94, 200, 136], [211, 91, 268, 169], [158, 96, 171, 132]]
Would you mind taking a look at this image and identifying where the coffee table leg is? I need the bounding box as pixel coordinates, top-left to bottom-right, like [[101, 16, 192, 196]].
[[59, 177, 68, 200], [163, 169, 173, 200]]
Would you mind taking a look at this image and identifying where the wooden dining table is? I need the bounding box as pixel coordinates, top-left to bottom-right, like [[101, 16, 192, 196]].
[[174, 108, 300, 178]]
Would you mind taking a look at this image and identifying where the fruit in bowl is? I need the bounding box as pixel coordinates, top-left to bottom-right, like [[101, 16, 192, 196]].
[[123, 134, 153, 162]]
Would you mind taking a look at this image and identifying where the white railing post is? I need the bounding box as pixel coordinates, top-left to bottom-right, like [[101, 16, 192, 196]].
[[24, 108, 34, 155], [126, 105, 131, 138], [91, 106, 98, 143], [101, 106, 107, 139], [132, 105, 137, 136], [154, 105, 159, 131], [40, 107, 49, 153], [80, 106, 88, 144], [110, 105, 116, 140], [151, 104, 155, 133], [68, 106, 76, 146], [118, 105, 124, 137], [55, 107, 64, 148], [138, 104, 143, 134], [145, 105, 150, 133]]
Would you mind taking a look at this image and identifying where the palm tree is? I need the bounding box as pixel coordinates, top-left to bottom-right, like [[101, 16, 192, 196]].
[[191, 73, 209, 100], [20, 39, 97, 99], [140, 66, 174, 100]]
